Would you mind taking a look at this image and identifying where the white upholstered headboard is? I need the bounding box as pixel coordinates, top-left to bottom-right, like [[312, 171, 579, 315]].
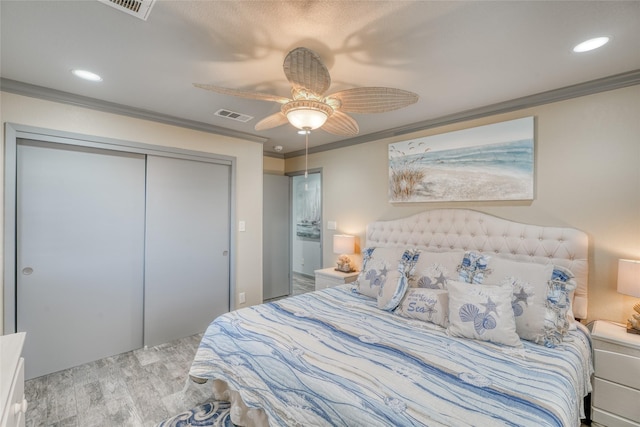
[[366, 209, 589, 320]]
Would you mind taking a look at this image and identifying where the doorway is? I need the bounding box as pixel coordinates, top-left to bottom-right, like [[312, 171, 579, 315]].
[[291, 171, 322, 295], [262, 170, 322, 302]]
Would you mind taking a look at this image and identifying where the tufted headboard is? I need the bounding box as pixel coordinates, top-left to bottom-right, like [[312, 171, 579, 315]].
[[366, 209, 589, 320]]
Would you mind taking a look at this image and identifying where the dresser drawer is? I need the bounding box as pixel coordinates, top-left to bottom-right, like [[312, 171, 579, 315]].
[[316, 275, 345, 288], [593, 377, 640, 424], [1, 357, 26, 427], [595, 348, 640, 389], [314, 268, 359, 291], [593, 407, 640, 427]]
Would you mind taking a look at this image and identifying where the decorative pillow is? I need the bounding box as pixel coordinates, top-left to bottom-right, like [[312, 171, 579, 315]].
[[395, 288, 449, 328], [355, 247, 418, 311], [476, 256, 576, 347], [458, 251, 491, 284], [447, 280, 522, 347], [407, 250, 465, 289], [552, 265, 578, 324], [377, 249, 420, 311]]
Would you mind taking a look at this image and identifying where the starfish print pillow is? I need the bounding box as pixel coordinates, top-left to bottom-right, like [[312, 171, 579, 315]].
[[447, 280, 522, 347], [355, 247, 411, 306], [480, 258, 575, 347], [408, 250, 465, 289]]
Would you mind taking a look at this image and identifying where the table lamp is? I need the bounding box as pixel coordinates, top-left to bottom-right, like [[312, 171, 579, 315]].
[[333, 234, 356, 273], [617, 259, 640, 334]]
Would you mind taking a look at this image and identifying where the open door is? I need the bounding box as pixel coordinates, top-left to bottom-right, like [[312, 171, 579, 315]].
[[263, 174, 291, 300]]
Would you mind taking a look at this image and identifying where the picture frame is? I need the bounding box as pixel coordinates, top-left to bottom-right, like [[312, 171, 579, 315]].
[[388, 117, 534, 202]]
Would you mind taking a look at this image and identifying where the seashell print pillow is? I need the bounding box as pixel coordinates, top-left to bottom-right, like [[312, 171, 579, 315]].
[[395, 288, 449, 328], [407, 250, 465, 289], [447, 280, 522, 347], [470, 256, 576, 347], [356, 247, 418, 311]]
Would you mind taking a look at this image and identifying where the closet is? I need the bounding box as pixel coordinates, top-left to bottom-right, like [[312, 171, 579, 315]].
[[7, 129, 232, 379]]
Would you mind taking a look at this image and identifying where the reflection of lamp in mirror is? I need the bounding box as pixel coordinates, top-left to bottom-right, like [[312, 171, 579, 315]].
[[617, 259, 640, 334], [333, 234, 356, 273]]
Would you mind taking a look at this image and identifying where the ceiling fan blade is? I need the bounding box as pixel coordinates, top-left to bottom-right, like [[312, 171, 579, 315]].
[[321, 110, 359, 136], [329, 87, 419, 113], [255, 112, 289, 131], [283, 47, 331, 97], [194, 83, 290, 104]]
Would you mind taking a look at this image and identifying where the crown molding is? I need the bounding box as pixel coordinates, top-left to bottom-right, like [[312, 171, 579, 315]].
[[0, 78, 269, 144], [3, 69, 639, 158], [284, 69, 640, 159]]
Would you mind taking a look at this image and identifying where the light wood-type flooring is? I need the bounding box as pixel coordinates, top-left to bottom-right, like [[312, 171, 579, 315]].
[[24, 333, 211, 427], [24, 274, 316, 427]]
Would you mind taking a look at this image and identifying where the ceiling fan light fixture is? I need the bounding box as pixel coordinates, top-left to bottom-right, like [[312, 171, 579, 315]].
[[283, 100, 332, 130]]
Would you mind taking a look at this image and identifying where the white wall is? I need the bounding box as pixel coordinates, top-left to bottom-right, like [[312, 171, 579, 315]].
[[286, 85, 640, 324], [264, 156, 285, 175], [0, 92, 265, 333]]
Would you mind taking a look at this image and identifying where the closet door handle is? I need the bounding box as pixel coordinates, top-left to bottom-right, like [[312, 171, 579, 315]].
[[22, 267, 34, 275], [222, 251, 228, 256]]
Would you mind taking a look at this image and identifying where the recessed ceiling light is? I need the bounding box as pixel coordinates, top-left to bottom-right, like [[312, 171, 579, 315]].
[[71, 69, 103, 82], [573, 36, 610, 53]]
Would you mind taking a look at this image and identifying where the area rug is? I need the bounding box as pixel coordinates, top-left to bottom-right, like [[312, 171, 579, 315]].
[[156, 400, 235, 427]]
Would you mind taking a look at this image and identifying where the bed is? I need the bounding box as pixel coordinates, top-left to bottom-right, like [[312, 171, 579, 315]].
[[190, 209, 593, 426]]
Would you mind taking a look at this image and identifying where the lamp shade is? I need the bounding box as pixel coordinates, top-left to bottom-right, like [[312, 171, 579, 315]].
[[617, 259, 640, 297], [282, 100, 332, 130], [333, 234, 355, 255], [286, 109, 328, 130]]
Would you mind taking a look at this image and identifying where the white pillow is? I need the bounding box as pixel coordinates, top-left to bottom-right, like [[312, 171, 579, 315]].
[[471, 256, 576, 347], [407, 250, 465, 289], [355, 247, 407, 299], [356, 247, 418, 311], [395, 288, 449, 328], [447, 280, 522, 347]]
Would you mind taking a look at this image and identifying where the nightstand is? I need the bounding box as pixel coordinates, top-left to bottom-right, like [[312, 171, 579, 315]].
[[589, 320, 640, 427], [314, 267, 359, 291]]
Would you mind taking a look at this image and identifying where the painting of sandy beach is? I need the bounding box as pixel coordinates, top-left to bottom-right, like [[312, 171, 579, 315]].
[[389, 117, 534, 202]]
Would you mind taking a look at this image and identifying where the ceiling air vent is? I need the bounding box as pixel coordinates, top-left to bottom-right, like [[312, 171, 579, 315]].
[[97, 0, 156, 21], [214, 109, 254, 123]]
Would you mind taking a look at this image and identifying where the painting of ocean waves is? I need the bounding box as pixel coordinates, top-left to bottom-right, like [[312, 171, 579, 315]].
[[410, 139, 533, 173], [389, 117, 534, 202]]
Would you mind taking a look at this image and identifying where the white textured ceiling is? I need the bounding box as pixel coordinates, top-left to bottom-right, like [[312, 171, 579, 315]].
[[1, 1, 639, 155]]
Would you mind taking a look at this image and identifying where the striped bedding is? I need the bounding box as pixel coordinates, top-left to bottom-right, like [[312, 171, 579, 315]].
[[190, 285, 593, 427]]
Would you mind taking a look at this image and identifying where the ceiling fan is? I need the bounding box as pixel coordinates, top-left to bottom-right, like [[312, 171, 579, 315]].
[[194, 47, 419, 135]]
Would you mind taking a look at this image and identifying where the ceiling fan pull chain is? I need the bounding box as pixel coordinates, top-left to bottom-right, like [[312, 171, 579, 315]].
[[304, 130, 309, 190]]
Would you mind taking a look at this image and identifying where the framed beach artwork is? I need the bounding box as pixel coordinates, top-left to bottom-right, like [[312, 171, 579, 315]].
[[388, 117, 534, 202]]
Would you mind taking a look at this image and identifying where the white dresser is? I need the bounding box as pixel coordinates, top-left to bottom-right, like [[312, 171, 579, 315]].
[[0, 332, 27, 427], [314, 267, 359, 291], [590, 321, 640, 427]]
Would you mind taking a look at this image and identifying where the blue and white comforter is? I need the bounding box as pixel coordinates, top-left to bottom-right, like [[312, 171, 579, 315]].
[[190, 286, 593, 427]]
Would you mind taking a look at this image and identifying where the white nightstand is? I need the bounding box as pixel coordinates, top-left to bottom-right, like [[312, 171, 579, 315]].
[[589, 320, 640, 427], [314, 267, 359, 291]]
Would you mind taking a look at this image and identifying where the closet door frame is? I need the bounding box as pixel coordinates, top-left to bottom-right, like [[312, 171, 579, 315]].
[[3, 123, 237, 334]]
